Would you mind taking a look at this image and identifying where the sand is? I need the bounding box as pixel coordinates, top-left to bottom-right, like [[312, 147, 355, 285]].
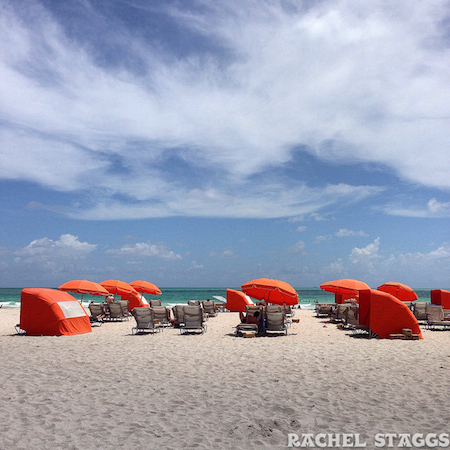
[[0, 308, 449, 450]]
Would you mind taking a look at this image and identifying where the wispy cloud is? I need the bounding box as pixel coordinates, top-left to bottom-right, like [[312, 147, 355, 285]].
[[107, 242, 182, 260], [0, 1, 448, 220], [335, 228, 368, 237], [382, 198, 450, 218]]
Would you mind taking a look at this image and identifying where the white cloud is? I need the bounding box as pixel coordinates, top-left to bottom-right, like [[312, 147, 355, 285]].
[[296, 226, 307, 232], [335, 228, 368, 237], [190, 260, 204, 270], [349, 237, 381, 265], [0, 1, 448, 219], [314, 234, 332, 244], [382, 198, 450, 218], [210, 249, 236, 258], [286, 240, 306, 255], [107, 242, 182, 260], [15, 234, 97, 262]]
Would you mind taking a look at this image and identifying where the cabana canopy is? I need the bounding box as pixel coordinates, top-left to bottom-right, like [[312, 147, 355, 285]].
[[431, 289, 450, 309], [377, 282, 418, 301], [20, 288, 92, 336], [359, 289, 422, 339], [226, 289, 254, 312], [121, 292, 149, 311]]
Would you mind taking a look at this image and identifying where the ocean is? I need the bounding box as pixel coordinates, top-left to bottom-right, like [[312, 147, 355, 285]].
[[0, 287, 434, 309]]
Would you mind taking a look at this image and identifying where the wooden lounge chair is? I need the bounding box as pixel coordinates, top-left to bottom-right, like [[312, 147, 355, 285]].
[[265, 311, 287, 335], [180, 305, 206, 334], [88, 303, 105, 325], [131, 307, 160, 334], [202, 300, 218, 317], [425, 305, 450, 330]]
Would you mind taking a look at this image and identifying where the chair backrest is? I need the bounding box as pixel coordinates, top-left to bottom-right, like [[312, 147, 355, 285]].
[[202, 300, 215, 313], [413, 302, 428, 320], [118, 300, 129, 315], [152, 305, 170, 322], [183, 305, 203, 328], [265, 311, 284, 330], [344, 305, 359, 325], [132, 307, 154, 328], [172, 305, 185, 325], [89, 303, 103, 318], [246, 305, 264, 317], [426, 304, 444, 322], [266, 305, 283, 314], [150, 299, 161, 307], [188, 300, 200, 306], [335, 304, 349, 320], [108, 302, 124, 318]]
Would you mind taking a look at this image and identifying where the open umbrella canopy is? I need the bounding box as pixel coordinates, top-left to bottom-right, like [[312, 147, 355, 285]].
[[320, 279, 370, 303], [58, 280, 109, 297], [241, 278, 298, 306], [377, 282, 418, 301], [129, 280, 162, 295], [320, 279, 370, 295], [100, 279, 139, 298]]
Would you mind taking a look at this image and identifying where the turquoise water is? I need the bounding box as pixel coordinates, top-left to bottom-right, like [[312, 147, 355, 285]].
[[0, 287, 434, 309]]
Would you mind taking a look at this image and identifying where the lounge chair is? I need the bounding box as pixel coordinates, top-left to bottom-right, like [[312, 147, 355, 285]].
[[131, 307, 160, 334], [202, 300, 218, 317], [331, 304, 350, 322], [235, 322, 259, 336], [246, 304, 265, 319], [282, 303, 295, 317], [425, 305, 450, 330], [265, 311, 287, 335], [188, 300, 200, 306], [180, 305, 206, 334], [150, 299, 162, 307], [107, 302, 127, 321], [151, 306, 172, 327], [118, 300, 131, 320], [413, 302, 428, 321], [172, 305, 185, 327], [88, 303, 105, 325], [315, 303, 335, 317]]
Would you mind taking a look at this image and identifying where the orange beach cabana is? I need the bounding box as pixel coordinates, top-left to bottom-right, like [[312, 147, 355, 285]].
[[430, 289, 450, 309], [226, 289, 254, 312], [359, 289, 422, 339], [19, 288, 92, 336]]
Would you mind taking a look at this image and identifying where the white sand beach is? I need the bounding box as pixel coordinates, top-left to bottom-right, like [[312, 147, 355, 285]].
[[0, 308, 449, 450]]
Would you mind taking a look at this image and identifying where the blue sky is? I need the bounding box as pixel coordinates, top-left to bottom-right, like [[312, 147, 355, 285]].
[[0, 0, 449, 289]]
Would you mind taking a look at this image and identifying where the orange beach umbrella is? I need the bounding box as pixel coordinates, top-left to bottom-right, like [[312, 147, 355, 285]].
[[377, 282, 418, 301], [100, 279, 139, 298], [241, 278, 298, 306], [129, 280, 162, 295], [58, 279, 109, 301], [320, 279, 370, 295], [320, 279, 370, 303]]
